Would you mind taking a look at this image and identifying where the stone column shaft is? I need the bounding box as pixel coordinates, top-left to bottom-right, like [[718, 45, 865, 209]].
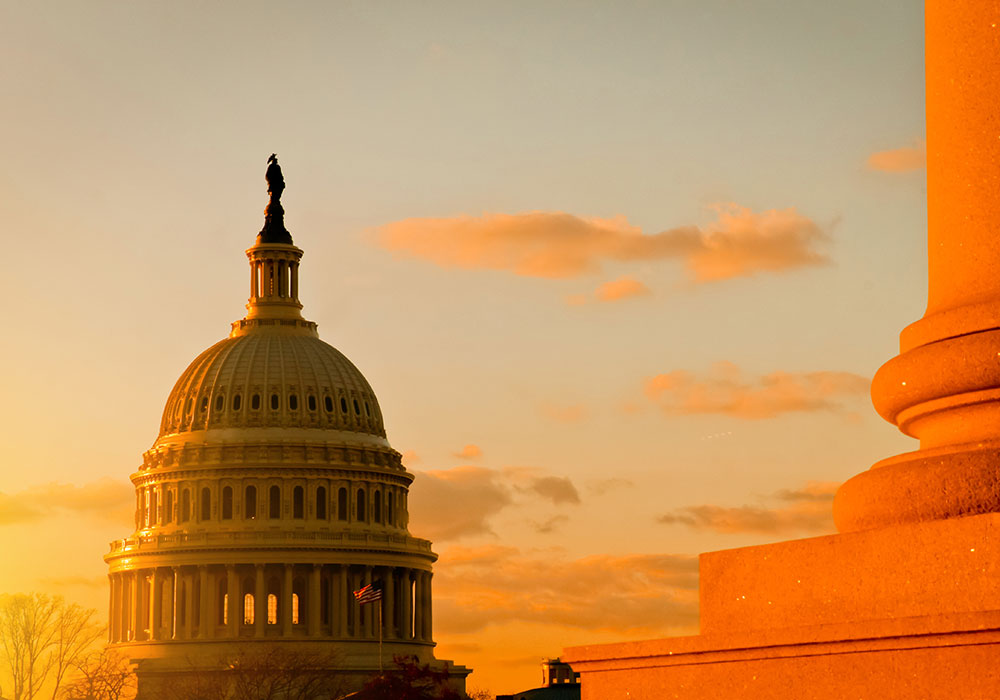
[[282, 564, 294, 635], [308, 565, 321, 636], [338, 566, 348, 638], [132, 570, 144, 641], [171, 567, 181, 639], [198, 566, 209, 639], [255, 565, 266, 637], [227, 565, 239, 637], [400, 569, 412, 641], [384, 569, 395, 640]]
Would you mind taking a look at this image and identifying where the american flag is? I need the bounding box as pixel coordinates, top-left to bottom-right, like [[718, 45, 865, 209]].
[[353, 580, 383, 605]]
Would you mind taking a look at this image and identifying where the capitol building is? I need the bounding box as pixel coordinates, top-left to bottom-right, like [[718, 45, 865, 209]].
[[103, 158, 467, 695]]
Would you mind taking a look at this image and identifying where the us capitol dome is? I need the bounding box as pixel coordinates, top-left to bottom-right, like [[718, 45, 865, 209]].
[[104, 156, 468, 696]]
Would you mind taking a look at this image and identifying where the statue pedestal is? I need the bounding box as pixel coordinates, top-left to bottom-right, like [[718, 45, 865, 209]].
[[564, 513, 1000, 698]]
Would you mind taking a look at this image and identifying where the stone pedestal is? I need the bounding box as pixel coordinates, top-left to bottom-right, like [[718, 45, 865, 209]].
[[564, 3, 1000, 696]]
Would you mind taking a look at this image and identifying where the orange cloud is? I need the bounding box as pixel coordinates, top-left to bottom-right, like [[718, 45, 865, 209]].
[[400, 450, 421, 466], [0, 479, 132, 526], [408, 466, 511, 542], [452, 444, 483, 460], [375, 204, 828, 284], [643, 361, 868, 419], [866, 141, 926, 172], [657, 481, 838, 535], [434, 545, 698, 635]]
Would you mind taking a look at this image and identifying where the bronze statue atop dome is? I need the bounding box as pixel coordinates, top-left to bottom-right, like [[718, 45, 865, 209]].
[[258, 153, 293, 244]]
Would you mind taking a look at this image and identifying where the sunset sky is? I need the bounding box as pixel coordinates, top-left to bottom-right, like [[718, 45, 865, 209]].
[[0, 1, 926, 693]]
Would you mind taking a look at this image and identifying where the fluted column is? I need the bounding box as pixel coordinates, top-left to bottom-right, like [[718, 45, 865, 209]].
[[384, 569, 395, 640], [122, 574, 132, 641], [183, 570, 193, 640], [282, 565, 293, 635], [148, 569, 161, 640], [308, 565, 321, 636], [415, 571, 426, 642], [362, 566, 373, 639], [132, 570, 145, 641], [197, 566, 209, 639], [226, 565, 239, 637], [337, 566, 348, 638], [107, 575, 116, 643], [171, 567, 181, 639], [254, 565, 266, 637], [400, 569, 412, 641]]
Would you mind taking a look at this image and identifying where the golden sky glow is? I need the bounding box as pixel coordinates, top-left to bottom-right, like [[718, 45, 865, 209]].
[[0, 1, 927, 694]]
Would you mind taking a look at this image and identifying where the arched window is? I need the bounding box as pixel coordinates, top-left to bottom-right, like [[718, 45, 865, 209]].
[[373, 490, 382, 524], [200, 487, 211, 521], [271, 394, 279, 410], [308, 395, 317, 411], [251, 394, 261, 410], [293, 486, 304, 519], [324, 396, 334, 413], [181, 490, 190, 522], [353, 399, 360, 415], [165, 490, 174, 524], [244, 593, 254, 625], [215, 394, 225, 411], [340, 397, 348, 413], [222, 486, 233, 520], [387, 491, 394, 526], [364, 401, 371, 417], [245, 485, 257, 520], [267, 593, 278, 625], [316, 486, 327, 520], [232, 394, 242, 411], [356, 488, 366, 522], [338, 488, 348, 521], [269, 485, 281, 519], [289, 394, 298, 410], [149, 490, 158, 527], [292, 593, 300, 625]]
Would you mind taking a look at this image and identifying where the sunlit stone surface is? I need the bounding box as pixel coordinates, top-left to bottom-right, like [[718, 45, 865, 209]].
[[564, 3, 1000, 697]]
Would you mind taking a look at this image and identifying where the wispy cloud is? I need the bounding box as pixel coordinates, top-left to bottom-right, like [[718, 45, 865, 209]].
[[657, 481, 838, 535], [408, 466, 511, 541], [375, 204, 828, 284], [452, 444, 483, 460], [434, 545, 699, 635], [0, 479, 132, 526], [866, 140, 926, 172], [586, 477, 634, 496], [643, 361, 868, 419]]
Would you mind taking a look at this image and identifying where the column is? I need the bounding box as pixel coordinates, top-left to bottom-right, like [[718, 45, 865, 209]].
[[384, 568, 395, 640], [282, 565, 293, 636], [400, 569, 412, 641], [149, 569, 163, 640], [107, 575, 116, 643], [122, 574, 132, 641], [425, 571, 433, 642], [183, 570, 194, 640], [198, 566, 209, 639], [249, 261, 256, 298], [308, 565, 321, 636], [291, 262, 299, 300], [362, 566, 373, 638], [254, 565, 266, 638], [132, 570, 145, 641], [834, 2, 1000, 533], [227, 565, 239, 637], [337, 566, 348, 638], [413, 572, 424, 642], [171, 567, 181, 639]]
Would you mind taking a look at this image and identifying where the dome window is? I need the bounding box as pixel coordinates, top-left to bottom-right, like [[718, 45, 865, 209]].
[[222, 486, 233, 520], [337, 488, 348, 521], [374, 490, 382, 524], [184, 398, 193, 414], [364, 401, 371, 417], [340, 397, 348, 413], [268, 485, 281, 519], [324, 396, 334, 413], [215, 395, 225, 412], [251, 394, 261, 410], [271, 394, 279, 410], [232, 394, 242, 411], [353, 399, 360, 415], [388, 491, 394, 526], [316, 486, 327, 519], [308, 395, 317, 412], [289, 394, 298, 410], [245, 485, 257, 519], [293, 486, 304, 519], [356, 488, 366, 522], [200, 397, 208, 412], [200, 487, 211, 521], [180, 490, 191, 522]]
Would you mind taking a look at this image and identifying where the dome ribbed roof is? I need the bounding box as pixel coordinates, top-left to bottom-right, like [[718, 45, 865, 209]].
[[158, 330, 385, 439]]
